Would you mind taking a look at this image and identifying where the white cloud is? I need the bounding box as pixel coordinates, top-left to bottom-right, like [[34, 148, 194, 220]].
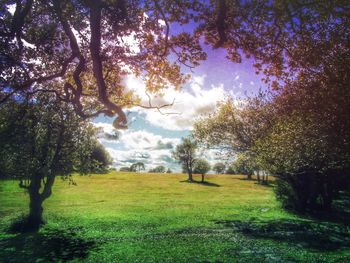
[[125, 74, 228, 130], [93, 122, 181, 170], [119, 129, 179, 150]]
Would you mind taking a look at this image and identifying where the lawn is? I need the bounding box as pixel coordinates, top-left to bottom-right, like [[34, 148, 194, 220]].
[[0, 172, 349, 262]]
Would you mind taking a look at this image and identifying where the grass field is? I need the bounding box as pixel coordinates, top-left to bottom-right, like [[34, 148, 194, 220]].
[[1, 172, 350, 262]]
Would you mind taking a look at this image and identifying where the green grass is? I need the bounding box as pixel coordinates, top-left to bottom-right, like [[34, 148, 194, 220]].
[[0, 172, 349, 262]]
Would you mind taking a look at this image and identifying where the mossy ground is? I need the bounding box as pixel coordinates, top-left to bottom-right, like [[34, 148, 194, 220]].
[[0, 172, 349, 262]]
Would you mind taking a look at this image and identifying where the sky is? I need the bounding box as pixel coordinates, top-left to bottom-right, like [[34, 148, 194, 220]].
[[94, 22, 265, 172]]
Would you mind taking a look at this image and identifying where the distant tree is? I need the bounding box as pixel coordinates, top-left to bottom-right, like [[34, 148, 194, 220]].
[[232, 153, 256, 180], [0, 94, 96, 231], [119, 167, 130, 172], [149, 165, 166, 173], [166, 168, 172, 173], [213, 163, 225, 174], [225, 165, 236, 175], [172, 138, 197, 181], [130, 162, 145, 172], [193, 159, 211, 183]]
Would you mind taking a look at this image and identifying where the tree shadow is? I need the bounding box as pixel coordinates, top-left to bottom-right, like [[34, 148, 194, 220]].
[[307, 191, 350, 226], [179, 180, 221, 187], [215, 219, 350, 251], [0, 227, 96, 262]]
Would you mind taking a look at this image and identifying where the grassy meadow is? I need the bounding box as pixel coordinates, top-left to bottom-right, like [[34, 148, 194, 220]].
[[1, 172, 350, 262]]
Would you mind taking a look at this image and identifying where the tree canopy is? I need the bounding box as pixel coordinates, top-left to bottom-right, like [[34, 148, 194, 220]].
[[213, 162, 226, 174], [193, 159, 211, 182], [130, 162, 146, 172], [172, 137, 197, 181]]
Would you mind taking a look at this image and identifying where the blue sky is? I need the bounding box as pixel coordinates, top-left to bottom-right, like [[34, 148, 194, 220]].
[[94, 44, 265, 172]]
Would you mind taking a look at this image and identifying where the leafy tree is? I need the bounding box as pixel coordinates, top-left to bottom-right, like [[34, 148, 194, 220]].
[[166, 168, 172, 174], [193, 159, 211, 183], [172, 138, 197, 181], [199, 1, 350, 212], [90, 141, 112, 173], [0, 1, 206, 128], [0, 94, 96, 231], [213, 163, 225, 174], [130, 162, 145, 172], [232, 153, 257, 180], [225, 165, 236, 175], [149, 165, 166, 173]]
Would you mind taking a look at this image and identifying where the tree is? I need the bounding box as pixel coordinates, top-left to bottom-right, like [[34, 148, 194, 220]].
[[130, 162, 145, 172], [0, 1, 206, 128], [225, 165, 236, 175], [193, 159, 211, 183], [172, 138, 197, 181], [213, 163, 225, 174], [0, 94, 96, 231], [166, 168, 172, 174], [149, 165, 166, 173], [199, 1, 349, 212], [232, 153, 256, 180], [90, 141, 112, 173]]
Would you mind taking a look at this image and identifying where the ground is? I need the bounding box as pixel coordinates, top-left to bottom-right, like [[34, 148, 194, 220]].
[[0, 172, 349, 262]]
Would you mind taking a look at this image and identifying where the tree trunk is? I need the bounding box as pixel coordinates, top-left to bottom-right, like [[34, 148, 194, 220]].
[[247, 173, 252, 180], [28, 193, 44, 228], [27, 176, 44, 230], [188, 170, 193, 182], [321, 182, 333, 211], [257, 171, 260, 183], [201, 174, 204, 183]]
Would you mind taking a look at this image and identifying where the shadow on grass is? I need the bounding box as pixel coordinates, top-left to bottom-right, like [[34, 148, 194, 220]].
[[0, 227, 95, 263], [179, 180, 221, 187], [216, 219, 350, 251], [308, 191, 350, 226]]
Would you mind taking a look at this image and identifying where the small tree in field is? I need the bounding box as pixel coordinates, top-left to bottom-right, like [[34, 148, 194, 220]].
[[232, 153, 256, 180], [193, 159, 211, 183], [130, 162, 145, 172], [225, 165, 236, 175], [0, 94, 96, 231], [213, 163, 226, 174], [172, 138, 197, 182]]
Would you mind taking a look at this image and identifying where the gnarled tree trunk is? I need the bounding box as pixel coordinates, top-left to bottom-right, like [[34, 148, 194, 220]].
[[188, 170, 193, 182]]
